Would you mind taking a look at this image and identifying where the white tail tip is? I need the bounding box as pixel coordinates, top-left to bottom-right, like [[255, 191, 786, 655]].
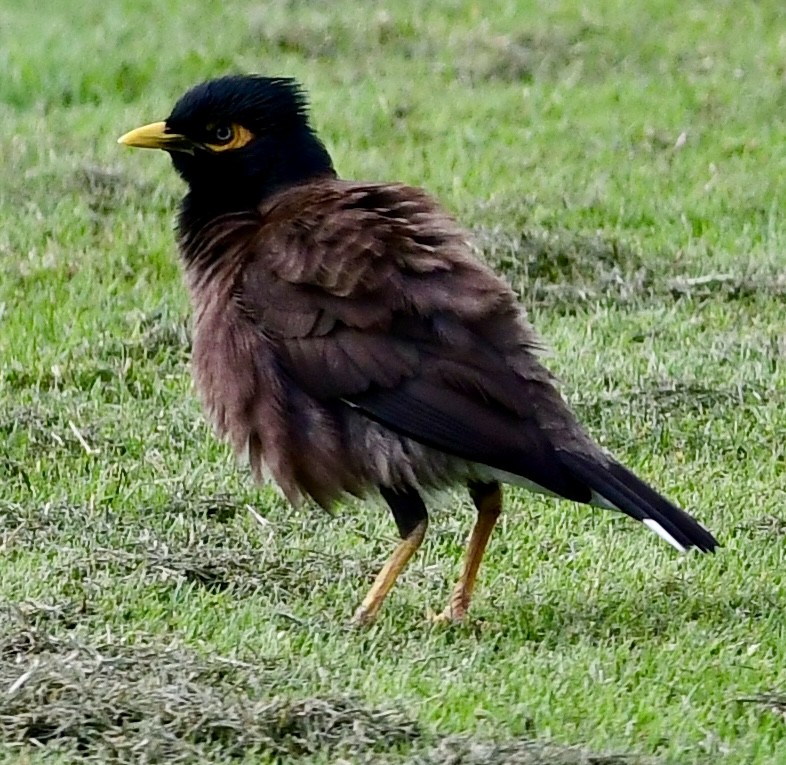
[[642, 518, 688, 553]]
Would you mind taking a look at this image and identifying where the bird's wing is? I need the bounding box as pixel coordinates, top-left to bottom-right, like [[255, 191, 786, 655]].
[[235, 180, 717, 552], [238, 180, 593, 503]]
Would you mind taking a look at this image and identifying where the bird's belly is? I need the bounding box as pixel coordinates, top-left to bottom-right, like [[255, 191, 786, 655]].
[[191, 302, 488, 504]]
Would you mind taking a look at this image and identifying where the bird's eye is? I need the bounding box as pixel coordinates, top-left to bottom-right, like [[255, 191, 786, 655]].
[[204, 123, 255, 152], [213, 124, 234, 143]]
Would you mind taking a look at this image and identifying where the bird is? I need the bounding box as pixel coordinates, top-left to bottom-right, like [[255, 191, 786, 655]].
[[118, 75, 718, 625]]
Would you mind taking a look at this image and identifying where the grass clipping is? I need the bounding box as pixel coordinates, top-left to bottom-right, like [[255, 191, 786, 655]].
[[0, 605, 636, 764], [0, 616, 418, 762]]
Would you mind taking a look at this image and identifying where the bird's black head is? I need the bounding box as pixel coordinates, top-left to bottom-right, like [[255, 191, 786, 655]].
[[119, 75, 336, 215]]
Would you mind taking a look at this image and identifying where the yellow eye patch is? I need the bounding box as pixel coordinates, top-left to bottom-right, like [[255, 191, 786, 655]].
[[204, 124, 255, 152]]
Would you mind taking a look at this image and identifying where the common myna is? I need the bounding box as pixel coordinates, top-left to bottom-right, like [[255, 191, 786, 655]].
[[119, 75, 718, 624]]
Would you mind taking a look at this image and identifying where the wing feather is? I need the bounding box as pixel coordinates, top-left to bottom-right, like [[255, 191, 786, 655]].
[[228, 179, 717, 552], [237, 180, 586, 499]]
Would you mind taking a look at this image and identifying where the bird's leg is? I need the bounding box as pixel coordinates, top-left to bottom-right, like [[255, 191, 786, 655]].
[[435, 481, 502, 624], [351, 486, 429, 626]]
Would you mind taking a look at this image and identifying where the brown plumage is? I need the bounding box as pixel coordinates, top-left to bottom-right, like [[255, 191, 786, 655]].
[[119, 75, 718, 624]]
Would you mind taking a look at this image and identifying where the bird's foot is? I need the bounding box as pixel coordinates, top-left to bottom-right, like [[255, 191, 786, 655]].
[[427, 598, 468, 625], [349, 604, 377, 627]]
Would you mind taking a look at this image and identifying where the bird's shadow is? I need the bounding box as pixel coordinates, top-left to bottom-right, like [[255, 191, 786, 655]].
[[524, 586, 769, 646], [348, 574, 780, 652]]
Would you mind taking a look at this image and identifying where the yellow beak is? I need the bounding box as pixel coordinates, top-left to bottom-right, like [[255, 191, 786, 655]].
[[117, 121, 191, 152]]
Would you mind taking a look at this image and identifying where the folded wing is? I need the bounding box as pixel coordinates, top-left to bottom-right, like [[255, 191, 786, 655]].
[[237, 179, 717, 552]]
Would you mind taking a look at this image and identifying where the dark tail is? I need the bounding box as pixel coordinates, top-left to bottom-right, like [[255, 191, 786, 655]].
[[558, 451, 718, 553]]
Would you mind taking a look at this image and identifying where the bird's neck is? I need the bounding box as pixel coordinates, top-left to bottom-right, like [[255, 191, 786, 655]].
[[177, 129, 337, 243], [178, 130, 337, 261]]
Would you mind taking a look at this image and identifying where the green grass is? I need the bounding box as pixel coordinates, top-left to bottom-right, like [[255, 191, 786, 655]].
[[2, 0, 786, 762]]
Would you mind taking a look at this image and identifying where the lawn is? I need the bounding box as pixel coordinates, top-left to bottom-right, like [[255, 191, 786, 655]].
[[1, 0, 786, 762]]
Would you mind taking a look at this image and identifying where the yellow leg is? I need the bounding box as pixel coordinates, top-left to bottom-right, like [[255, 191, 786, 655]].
[[436, 482, 502, 623], [352, 519, 428, 625]]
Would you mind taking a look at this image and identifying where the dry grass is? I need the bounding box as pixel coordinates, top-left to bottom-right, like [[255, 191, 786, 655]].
[[0, 606, 636, 764]]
